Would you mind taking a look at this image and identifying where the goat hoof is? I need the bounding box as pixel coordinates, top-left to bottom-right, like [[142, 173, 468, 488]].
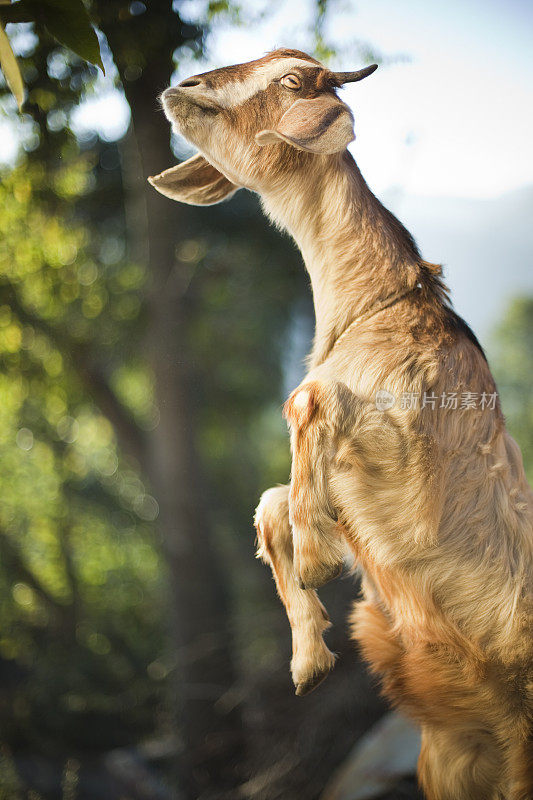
[[291, 642, 335, 696], [298, 561, 343, 590], [294, 666, 331, 696]]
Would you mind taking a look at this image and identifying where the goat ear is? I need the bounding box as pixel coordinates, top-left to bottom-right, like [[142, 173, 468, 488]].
[[148, 153, 239, 205], [255, 94, 354, 155]]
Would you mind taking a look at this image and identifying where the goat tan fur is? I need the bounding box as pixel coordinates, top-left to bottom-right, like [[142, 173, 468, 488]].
[[150, 49, 533, 800]]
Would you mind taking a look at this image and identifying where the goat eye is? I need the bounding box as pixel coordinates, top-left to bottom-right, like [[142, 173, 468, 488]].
[[280, 73, 301, 90]]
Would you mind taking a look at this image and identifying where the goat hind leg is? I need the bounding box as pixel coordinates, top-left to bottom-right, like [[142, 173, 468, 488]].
[[254, 484, 335, 695]]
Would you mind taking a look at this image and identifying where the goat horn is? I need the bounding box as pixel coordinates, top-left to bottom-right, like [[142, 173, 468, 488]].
[[334, 64, 378, 84]]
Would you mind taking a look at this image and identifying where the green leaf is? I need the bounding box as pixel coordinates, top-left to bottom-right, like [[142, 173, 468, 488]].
[[1, 0, 104, 72], [0, 19, 24, 109], [37, 0, 104, 73]]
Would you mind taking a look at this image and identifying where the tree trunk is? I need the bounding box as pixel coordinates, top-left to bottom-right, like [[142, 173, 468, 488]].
[[98, 5, 244, 795]]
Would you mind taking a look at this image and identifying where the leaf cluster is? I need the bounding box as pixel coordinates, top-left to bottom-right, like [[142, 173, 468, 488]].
[[0, 0, 104, 109]]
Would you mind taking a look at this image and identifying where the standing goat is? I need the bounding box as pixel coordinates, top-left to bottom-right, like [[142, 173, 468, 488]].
[[150, 49, 533, 800]]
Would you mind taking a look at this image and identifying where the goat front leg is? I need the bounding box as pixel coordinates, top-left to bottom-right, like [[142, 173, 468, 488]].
[[284, 385, 346, 590], [254, 485, 336, 695]]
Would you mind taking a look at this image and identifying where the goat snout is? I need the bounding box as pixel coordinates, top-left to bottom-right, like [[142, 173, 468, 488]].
[[162, 78, 207, 103], [162, 78, 218, 117]]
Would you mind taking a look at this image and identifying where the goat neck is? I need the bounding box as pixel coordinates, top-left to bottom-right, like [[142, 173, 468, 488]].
[[260, 150, 422, 366]]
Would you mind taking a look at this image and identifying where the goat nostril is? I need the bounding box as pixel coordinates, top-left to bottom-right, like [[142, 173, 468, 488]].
[[178, 78, 202, 88]]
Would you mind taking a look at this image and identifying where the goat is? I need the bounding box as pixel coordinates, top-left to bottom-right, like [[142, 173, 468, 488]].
[[150, 49, 533, 800]]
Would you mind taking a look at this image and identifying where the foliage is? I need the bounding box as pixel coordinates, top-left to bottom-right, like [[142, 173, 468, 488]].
[[0, 0, 104, 109], [0, 16, 24, 108], [0, 159, 166, 751], [489, 297, 533, 482], [0, 2, 183, 763]]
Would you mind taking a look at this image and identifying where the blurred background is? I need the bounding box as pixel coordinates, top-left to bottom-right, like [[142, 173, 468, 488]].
[[0, 0, 531, 798]]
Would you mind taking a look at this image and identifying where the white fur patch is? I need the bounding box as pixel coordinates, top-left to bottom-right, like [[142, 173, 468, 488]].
[[293, 389, 311, 412], [187, 58, 317, 109]]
